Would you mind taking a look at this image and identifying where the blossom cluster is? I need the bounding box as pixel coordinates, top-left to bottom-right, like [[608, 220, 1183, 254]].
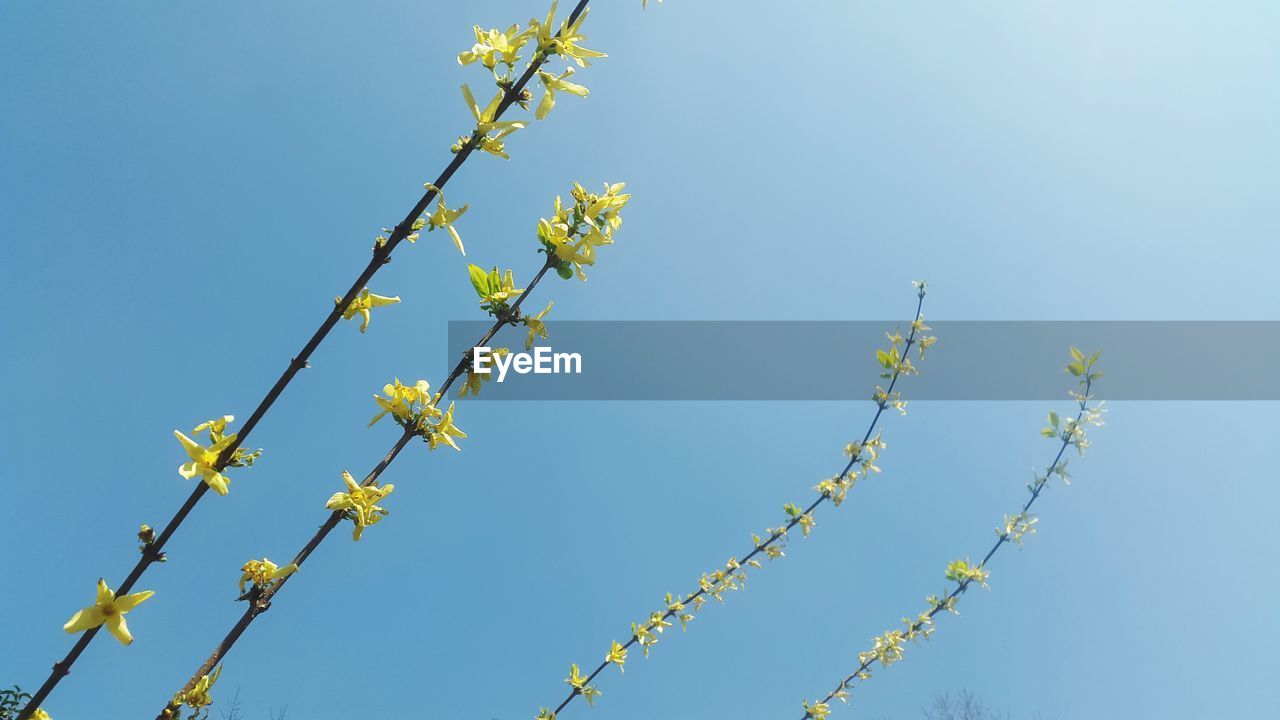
[[172, 415, 260, 497]]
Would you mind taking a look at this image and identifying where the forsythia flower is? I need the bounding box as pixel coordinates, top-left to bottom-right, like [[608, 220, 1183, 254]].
[[859, 630, 907, 668], [524, 301, 552, 350], [368, 378, 468, 450], [535, 66, 589, 120], [326, 470, 394, 541], [999, 511, 1039, 546], [417, 184, 469, 255], [605, 640, 627, 672], [460, 347, 509, 398], [564, 663, 601, 706], [457, 24, 534, 71], [63, 579, 156, 646], [173, 665, 222, 711], [173, 428, 236, 496], [804, 700, 831, 720], [238, 557, 298, 594], [458, 84, 528, 159], [537, 181, 629, 280], [369, 378, 433, 427], [426, 401, 467, 451], [944, 558, 990, 589], [535, 1, 607, 67], [336, 287, 400, 333]]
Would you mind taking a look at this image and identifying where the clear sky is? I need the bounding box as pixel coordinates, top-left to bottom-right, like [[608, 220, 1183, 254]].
[[2, 1, 1277, 719]]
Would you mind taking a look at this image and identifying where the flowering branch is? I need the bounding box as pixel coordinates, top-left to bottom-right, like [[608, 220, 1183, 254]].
[[797, 352, 1105, 720], [156, 181, 628, 720], [535, 283, 937, 720], [15, 3, 599, 719]]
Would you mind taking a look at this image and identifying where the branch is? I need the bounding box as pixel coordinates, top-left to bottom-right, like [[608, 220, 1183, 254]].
[[798, 362, 1105, 720], [158, 251, 568, 719], [16, 3, 593, 719], [539, 284, 934, 720]]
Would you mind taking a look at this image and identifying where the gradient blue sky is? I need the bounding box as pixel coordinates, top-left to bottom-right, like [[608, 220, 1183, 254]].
[[2, 1, 1278, 719]]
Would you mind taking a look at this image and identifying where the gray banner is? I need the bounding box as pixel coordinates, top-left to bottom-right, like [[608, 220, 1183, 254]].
[[444, 321, 1279, 400]]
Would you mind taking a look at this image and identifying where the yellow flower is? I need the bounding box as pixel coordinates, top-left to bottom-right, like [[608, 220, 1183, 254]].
[[565, 662, 588, 690], [535, 1, 607, 67], [426, 402, 467, 451], [369, 378, 433, 427], [418, 184, 469, 255], [944, 558, 990, 589], [564, 663, 601, 705], [173, 428, 237, 496], [460, 348, 509, 398], [535, 66, 589, 120], [238, 557, 298, 594], [325, 471, 395, 541], [537, 182, 629, 280], [192, 415, 233, 437], [336, 287, 401, 333], [797, 512, 817, 537], [523, 301, 552, 350], [457, 24, 534, 71], [63, 579, 156, 646], [804, 700, 831, 720], [605, 640, 627, 672], [173, 665, 222, 710], [32, 710, 52, 720], [460, 84, 528, 159]]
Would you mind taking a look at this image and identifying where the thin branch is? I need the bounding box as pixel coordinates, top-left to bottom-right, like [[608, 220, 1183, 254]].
[[800, 375, 1101, 719], [16, 3, 591, 719], [157, 256, 560, 720], [543, 288, 931, 719]]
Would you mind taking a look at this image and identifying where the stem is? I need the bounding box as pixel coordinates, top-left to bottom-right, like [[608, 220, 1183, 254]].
[[17, 3, 591, 718], [801, 378, 1096, 718], [157, 256, 561, 719], [548, 291, 929, 718]]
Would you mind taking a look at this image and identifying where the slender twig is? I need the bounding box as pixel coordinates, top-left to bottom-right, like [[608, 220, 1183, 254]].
[[543, 289, 930, 719], [156, 256, 558, 719], [799, 376, 1100, 718], [16, 3, 591, 719]]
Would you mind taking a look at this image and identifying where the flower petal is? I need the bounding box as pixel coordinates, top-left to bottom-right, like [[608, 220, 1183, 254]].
[[113, 590, 155, 613], [105, 613, 133, 645], [63, 606, 105, 633], [173, 430, 202, 460]]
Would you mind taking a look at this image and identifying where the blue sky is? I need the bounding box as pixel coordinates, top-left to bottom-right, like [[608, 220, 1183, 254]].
[[2, 1, 1277, 719]]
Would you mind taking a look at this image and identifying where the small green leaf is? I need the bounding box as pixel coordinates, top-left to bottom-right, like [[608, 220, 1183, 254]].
[[467, 263, 490, 298]]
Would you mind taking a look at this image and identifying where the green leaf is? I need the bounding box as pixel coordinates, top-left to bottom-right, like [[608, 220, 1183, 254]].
[[467, 263, 490, 298]]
